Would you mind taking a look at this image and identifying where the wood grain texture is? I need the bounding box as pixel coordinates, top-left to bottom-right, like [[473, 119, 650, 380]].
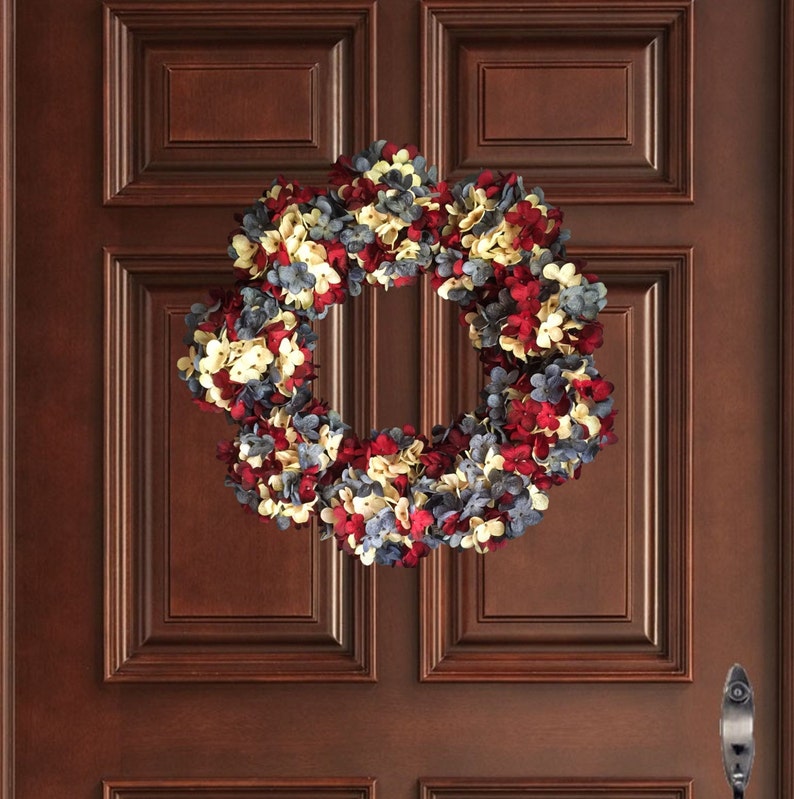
[[479, 62, 631, 143], [103, 778, 376, 799], [0, 0, 11, 794], [421, 779, 693, 799], [103, 249, 375, 680], [103, 0, 376, 205], [9, 0, 788, 794], [420, 249, 692, 681], [781, 0, 794, 794], [421, 0, 693, 203], [165, 64, 319, 143]]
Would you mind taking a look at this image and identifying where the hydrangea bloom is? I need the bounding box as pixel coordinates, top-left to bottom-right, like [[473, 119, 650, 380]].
[[178, 141, 617, 566]]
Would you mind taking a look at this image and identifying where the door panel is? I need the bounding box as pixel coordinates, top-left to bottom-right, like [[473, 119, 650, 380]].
[[420, 248, 690, 681], [104, 2, 376, 203], [103, 249, 375, 681], [421, 2, 692, 201], [11, 0, 787, 798]]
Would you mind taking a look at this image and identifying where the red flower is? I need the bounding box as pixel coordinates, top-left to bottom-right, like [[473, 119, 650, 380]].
[[265, 322, 292, 353], [599, 411, 618, 446], [505, 267, 541, 305], [574, 323, 604, 353], [370, 433, 399, 456], [216, 438, 238, 465], [382, 142, 419, 162], [401, 541, 431, 567], [262, 177, 315, 219], [393, 474, 409, 496], [333, 436, 368, 471], [506, 397, 540, 438], [298, 474, 317, 503], [441, 513, 462, 536], [487, 537, 509, 551], [420, 450, 453, 478], [500, 443, 536, 476], [410, 509, 434, 536], [535, 403, 562, 430], [502, 310, 539, 346], [574, 377, 614, 403]]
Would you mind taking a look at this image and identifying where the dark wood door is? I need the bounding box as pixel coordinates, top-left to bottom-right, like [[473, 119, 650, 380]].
[[9, 0, 791, 797]]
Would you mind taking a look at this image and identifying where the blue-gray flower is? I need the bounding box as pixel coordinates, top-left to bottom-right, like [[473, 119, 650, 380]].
[[470, 209, 503, 237], [308, 196, 351, 241], [468, 433, 498, 463], [267, 262, 316, 296], [240, 431, 275, 458], [235, 380, 275, 411], [489, 471, 525, 498], [530, 364, 566, 404], [340, 224, 376, 254], [528, 248, 555, 277], [485, 366, 519, 396], [225, 477, 260, 512], [236, 289, 279, 339], [240, 201, 272, 241], [559, 280, 607, 323], [292, 413, 320, 441], [462, 258, 493, 286], [376, 190, 423, 223], [434, 249, 460, 278], [297, 442, 325, 471], [282, 386, 312, 415], [504, 494, 542, 536]]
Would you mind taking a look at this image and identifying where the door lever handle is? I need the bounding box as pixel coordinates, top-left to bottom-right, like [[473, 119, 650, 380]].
[[720, 663, 754, 798]]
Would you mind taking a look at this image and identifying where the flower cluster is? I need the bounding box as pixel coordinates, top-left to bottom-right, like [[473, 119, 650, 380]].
[[178, 141, 617, 566]]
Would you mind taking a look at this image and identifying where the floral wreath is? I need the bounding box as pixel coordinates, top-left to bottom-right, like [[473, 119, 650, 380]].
[[178, 141, 617, 567]]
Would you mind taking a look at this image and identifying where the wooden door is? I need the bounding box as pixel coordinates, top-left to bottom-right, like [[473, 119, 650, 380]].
[[6, 0, 793, 797]]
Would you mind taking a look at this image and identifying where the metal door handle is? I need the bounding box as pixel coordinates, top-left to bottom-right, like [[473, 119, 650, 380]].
[[720, 664, 754, 798]]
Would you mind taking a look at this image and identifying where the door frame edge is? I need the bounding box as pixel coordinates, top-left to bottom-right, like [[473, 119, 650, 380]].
[[781, 0, 793, 795], [0, 0, 11, 793], [0, 0, 12, 795]]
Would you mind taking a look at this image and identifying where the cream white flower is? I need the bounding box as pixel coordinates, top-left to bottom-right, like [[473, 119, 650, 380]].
[[177, 346, 197, 377], [231, 234, 260, 275], [227, 341, 274, 384], [198, 337, 230, 387], [535, 312, 564, 349], [571, 402, 601, 436], [352, 492, 388, 519], [543, 262, 581, 288], [364, 152, 420, 187]]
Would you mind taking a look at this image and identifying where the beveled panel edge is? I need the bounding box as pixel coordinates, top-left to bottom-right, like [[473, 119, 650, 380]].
[[572, 247, 693, 684], [103, 247, 376, 682], [781, 0, 794, 794], [0, 0, 13, 793], [419, 282, 459, 433], [419, 247, 693, 682], [420, 0, 693, 204], [421, 777, 693, 799], [103, 0, 377, 206], [103, 777, 377, 798]]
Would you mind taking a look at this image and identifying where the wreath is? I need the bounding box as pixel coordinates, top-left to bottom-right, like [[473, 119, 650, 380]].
[[177, 141, 617, 566]]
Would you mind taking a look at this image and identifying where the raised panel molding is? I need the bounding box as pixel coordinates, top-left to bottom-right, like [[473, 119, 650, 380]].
[[103, 1, 376, 205], [421, 779, 693, 799], [421, 0, 693, 203], [104, 778, 376, 799], [104, 249, 375, 681], [419, 248, 692, 682]]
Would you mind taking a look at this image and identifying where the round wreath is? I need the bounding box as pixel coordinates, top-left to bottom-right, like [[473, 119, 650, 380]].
[[177, 141, 617, 567]]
